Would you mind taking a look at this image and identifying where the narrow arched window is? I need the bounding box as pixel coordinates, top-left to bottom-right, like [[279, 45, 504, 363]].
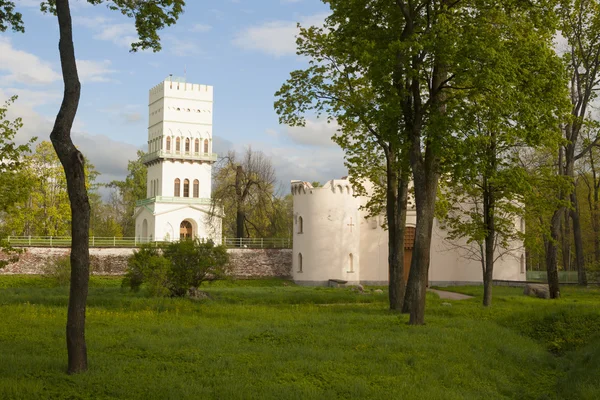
[[204, 139, 209, 153], [166, 136, 171, 151], [298, 253, 303, 273], [193, 179, 199, 198], [349, 253, 354, 272], [185, 138, 190, 153], [176, 137, 181, 152], [195, 138, 200, 154], [298, 216, 303, 234], [174, 178, 180, 197], [520, 254, 525, 274], [183, 179, 190, 197]]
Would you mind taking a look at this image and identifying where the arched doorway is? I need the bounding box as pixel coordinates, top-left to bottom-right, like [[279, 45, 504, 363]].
[[180, 220, 193, 240]]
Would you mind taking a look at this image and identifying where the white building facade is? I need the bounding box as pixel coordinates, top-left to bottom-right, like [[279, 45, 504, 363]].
[[134, 77, 221, 243], [291, 177, 526, 286]]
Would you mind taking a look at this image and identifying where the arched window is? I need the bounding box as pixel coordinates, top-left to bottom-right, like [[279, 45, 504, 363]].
[[166, 136, 171, 151], [298, 253, 303, 273], [195, 138, 199, 154], [348, 253, 354, 272], [520, 254, 525, 274], [174, 178, 180, 197], [185, 138, 190, 153], [298, 216, 303, 234], [337, 185, 343, 193], [204, 139, 209, 153], [520, 218, 525, 233], [193, 179, 199, 198], [176, 137, 181, 152], [183, 179, 190, 197]]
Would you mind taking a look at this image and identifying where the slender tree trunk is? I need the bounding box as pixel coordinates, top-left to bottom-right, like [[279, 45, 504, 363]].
[[594, 188, 600, 263], [483, 185, 495, 307], [561, 207, 571, 272], [52, 0, 90, 374], [386, 152, 408, 311], [235, 165, 245, 240], [570, 191, 587, 285], [546, 211, 561, 299]]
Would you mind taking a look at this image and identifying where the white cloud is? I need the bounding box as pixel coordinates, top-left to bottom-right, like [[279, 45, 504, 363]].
[[163, 34, 202, 57], [232, 13, 328, 57], [0, 88, 138, 185], [282, 118, 339, 147], [75, 16, 137, 48], [190, 24, 212, 33], [77, 59, 118, 83], [0, 37, 61, 85]]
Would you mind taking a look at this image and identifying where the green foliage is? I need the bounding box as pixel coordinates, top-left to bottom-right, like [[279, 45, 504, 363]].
[[123, 245, 170, 297], [37, 0, 185, 52], [163, 239, 229, 296], [108, 150, 147, 237], [124, 240, 229, 297], [42, 255, 71, 286], [508, 309, 600, 354], [0, 1, 24, 33], [1, 141, 100, 237], [211, 149, 291, 239]]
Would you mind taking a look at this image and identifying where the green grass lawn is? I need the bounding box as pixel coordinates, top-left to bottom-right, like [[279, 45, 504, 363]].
[[1, 276, 599, 399]]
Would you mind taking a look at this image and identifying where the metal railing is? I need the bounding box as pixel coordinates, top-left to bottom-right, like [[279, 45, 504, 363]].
[[222, 237, 291, 249], [142, 150, 218, 164], [4, 236, 292, 249], [136, 196, 212, 207]]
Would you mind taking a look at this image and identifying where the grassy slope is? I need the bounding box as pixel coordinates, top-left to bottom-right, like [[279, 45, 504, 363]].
[[0, 276, 598, 399]]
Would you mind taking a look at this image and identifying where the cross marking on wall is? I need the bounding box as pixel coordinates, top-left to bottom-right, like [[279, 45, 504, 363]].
[[347, 217, 355, 232]]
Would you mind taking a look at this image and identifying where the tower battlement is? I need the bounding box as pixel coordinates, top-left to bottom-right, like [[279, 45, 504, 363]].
[[149, 77, 213, 104], [291, 178, 354, 196]]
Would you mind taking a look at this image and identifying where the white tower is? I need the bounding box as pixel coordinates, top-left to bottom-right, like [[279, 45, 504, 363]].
[[134, 76, 221, 242]]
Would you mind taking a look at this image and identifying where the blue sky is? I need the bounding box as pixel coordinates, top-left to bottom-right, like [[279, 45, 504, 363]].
[[0, 0, 346, 191]]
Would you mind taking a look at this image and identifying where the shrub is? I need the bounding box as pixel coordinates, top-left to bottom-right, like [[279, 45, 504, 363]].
[[42, 255, 71, 286], [123, 240, 229, 297]]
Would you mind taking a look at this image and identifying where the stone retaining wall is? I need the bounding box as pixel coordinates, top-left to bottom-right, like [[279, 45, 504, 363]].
[[0, 247, 292, 279]]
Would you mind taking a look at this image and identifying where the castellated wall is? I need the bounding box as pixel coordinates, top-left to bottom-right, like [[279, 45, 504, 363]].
[[0, 247, 292, 279]]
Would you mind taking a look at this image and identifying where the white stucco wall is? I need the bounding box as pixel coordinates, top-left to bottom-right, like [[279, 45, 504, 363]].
[[292, 180, 361, 284], [291, 177, 526, 285], [135, 77, 221, 243]]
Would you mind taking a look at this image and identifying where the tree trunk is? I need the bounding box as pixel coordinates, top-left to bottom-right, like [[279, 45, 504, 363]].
[[236, 209, 245, 240], [483, 191, 495, 307], [561, 207, 571, 272], [403, 156, 438, 324], [594, 190, 600, 263], [546, 211, 561, 299], [235, 165, 244, 240], [570, 192, 588, 285], [52, 0, 90, 374], [386, 153, 408, 312]]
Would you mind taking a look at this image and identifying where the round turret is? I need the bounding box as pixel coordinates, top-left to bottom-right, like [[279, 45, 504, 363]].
[[291, 178, 360, 285]]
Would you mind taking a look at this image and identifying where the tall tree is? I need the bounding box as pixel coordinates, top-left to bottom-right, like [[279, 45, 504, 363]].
[[2, 141, 100, 237], [556, 0, 600, 286], [0, 0, 185, 374], [211, 148, 278, 240], [438, 20, 567, 306], [275, 20, 411, 312], [278, 0, 561, 323], [108, 150, 147, 237], [0, 96, 35, 267]]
